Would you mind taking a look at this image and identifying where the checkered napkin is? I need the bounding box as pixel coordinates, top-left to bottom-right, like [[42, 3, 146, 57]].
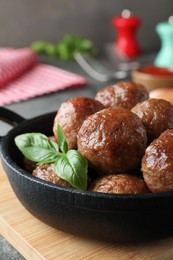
[[0, 48, 87, 105]]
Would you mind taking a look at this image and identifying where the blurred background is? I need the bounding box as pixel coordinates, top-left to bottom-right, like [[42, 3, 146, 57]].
[[1, 2, 173, 259], [1, 0, 173, 52]]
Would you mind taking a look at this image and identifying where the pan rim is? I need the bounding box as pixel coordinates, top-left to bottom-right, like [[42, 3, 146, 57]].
[[1, 110, 173, 206]]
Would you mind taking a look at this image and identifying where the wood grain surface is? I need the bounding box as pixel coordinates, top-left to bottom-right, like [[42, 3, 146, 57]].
[[1, 162, 173, 260]]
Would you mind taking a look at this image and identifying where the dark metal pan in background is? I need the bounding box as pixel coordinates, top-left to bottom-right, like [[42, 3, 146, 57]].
[[1, 107, 173, 243]]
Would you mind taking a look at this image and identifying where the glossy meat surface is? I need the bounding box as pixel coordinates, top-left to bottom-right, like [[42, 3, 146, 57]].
[[32, 163, 71, 187], [95, 80, 148, 109], [53, 96, 104, 150], [132, 98, 173, 143], [77, 107, 147, 175], [142, 129, 173, 192], [89, 174, 149, 194]]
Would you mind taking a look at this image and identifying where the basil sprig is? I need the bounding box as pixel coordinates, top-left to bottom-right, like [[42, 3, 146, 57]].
[[15, 133, 59, 163], [14, 124, 88, 190]]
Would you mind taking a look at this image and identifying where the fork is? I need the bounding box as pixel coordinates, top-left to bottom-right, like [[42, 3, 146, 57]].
[[74, 52, 128, 82]]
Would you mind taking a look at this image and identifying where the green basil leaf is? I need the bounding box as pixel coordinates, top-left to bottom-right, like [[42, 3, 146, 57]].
[[54, 150, 88, 190], [57, 124, 68, 153], [15, 133, 59, 163]]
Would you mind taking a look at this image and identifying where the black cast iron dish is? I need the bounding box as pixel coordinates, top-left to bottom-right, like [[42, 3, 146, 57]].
[[1, 106, 173, 243]]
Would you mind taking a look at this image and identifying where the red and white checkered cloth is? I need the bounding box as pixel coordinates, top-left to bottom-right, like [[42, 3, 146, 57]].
[[0, 48, 87, 105]]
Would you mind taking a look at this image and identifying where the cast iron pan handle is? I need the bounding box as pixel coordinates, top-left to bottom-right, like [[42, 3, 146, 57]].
[[0, 107, 25, 141]]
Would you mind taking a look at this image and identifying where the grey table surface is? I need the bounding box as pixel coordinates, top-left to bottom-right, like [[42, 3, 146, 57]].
[[0, 52, 154, 259]]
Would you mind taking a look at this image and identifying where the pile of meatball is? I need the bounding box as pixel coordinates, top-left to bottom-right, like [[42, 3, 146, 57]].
[[29, 80, 173, 195]]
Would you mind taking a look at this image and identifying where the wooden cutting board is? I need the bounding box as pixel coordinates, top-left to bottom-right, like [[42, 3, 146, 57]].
[[1, 162, 173, 260]]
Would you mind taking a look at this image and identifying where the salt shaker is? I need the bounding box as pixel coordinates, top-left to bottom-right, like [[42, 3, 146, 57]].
[[112, 9, 142, 58], [154, 16, 173, 67]]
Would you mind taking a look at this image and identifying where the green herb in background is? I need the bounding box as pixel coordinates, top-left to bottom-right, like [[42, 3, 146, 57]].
[[31, 34, 96, 60], [14, 124, 88, 190]]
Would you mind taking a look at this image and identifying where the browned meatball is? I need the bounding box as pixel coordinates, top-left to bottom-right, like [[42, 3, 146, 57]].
[[95, 80, 148, 109], [23, 157, 36, 172], [142, 129, 173, 193], [53, 96, 105, 150], [48, 135, 57, 143], [132, 98, 173, 143], [77, 107, 147, 175], [32, 163, 72, 187], [89, 174, 149, 194]]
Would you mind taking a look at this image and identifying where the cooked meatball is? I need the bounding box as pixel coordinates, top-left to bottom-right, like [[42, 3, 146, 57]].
[[32, 163, 72, 187], [89, 174, 149, 194], [48, 135, 57, 143], [77, 107, 147, 175], [23, 157, 37, 172], [95, 80, 148, 109], [142, 129, 173, 193], [53, 96, 104, 150], [132, 98, 173, 143]]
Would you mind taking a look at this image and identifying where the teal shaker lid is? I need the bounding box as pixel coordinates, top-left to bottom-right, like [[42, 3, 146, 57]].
[[154, 16, 173, 67], [156, 21, 173, 35]]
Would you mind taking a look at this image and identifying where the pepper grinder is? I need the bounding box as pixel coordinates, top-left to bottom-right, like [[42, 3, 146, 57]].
[[112, 9, 142, 58], [154, 16, 173, 67]]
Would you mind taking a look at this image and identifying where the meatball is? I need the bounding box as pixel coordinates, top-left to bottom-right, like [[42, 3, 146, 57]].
[[48, 135, 57, 143], [32, 163, 72, 187], [89, 174, 149, 194], [23, 157, 36, 172], [142, 129, 173, 193], [132, 98, 173, 143], [77, 107, 147, 175], [95, 80, 148, 109], [53, 96, 104, 150]]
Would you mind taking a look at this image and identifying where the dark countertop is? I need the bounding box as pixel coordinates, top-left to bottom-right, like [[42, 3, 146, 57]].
[[0, 236, 25, 260]]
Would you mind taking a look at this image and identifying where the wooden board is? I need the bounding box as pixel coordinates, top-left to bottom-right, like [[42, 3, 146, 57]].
[[1, 163, 173, 260]]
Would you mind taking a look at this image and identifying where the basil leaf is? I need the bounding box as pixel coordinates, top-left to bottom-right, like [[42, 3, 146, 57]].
[[54, 150, 88, 190], [15, 133, 59, 163], [57, 124, 68, 153]]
